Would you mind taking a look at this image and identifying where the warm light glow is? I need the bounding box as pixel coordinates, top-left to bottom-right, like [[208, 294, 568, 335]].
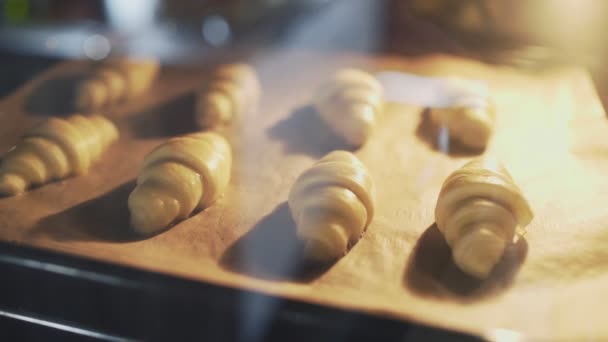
[[486, 328, 524, 342], [525, 0, 602, 52], [376, 71, 488, 108]]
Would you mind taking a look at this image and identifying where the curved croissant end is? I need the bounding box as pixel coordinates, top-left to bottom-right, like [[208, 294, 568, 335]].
[[435, 158, 533, 278], [314, 68, 384, 147], [196, 63, 260, 129], [75, 58, 160, 111], [128, 132, 232, 235], [429, 90, 496, 150], [288, 151, 375, 262], [0, 115, 118, 196]]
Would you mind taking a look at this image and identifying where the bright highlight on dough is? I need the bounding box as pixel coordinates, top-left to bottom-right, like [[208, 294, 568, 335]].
[[314, 68, 384, 147], [128, 132, 232, 235], [434, 158, 533, 278], [288, 151, 375, 262], [0, 115, 118, 196]]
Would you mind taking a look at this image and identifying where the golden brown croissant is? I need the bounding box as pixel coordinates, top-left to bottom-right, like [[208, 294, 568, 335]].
[[314, 68, 384, 147], [435, 158, 533, 278], [128, 132, 232, 235], [0, 115, 118, 196], [429, 87, 495, 150], [288, 151, 375, 262], [195, 63, 260, 129], [75, 58, 160, 111]]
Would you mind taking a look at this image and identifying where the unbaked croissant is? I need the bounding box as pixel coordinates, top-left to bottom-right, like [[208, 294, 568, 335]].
[[128, 132, 232, 235], [195, 63, 260, 129], [75, 58, 160, 111], [288, 151, 375, 262], [0, 115, 118, 196], [429, 86, 495, 150], [314, 68, 384, 147], [435, 158, 533, 278]]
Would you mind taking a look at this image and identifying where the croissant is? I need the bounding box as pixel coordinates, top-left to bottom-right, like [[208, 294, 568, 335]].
[[0, 115, 118, 196], [195, 63, 260, 129], [75, 58, 160, 111], [128, 132, 232, 235], [429, 87, 495, 150], [288, 151, 375, 262], [435, 158, 533, 278], [314, 68, 384, 147]]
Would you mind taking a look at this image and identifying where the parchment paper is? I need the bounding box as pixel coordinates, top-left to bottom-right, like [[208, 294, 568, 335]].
[[1, 51, 606, 340]]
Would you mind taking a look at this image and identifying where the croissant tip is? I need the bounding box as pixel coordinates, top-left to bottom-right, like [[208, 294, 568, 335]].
[[129, 212, 163, 236], [128, 186, 174, 235], [303, 239, 343, 263], [196, 93, 232, 128], [0, 173, 26, 197], [452, 228, 507, 279]]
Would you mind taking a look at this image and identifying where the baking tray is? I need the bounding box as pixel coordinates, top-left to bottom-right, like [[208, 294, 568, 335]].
[[0, 50, 606, 340]]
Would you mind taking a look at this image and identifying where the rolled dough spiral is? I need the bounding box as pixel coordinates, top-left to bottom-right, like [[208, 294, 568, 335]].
[[0, 115, 118, 196], [195, 63, 260, 129], [75, 58, 160, 111], [429, 84, 495, 150], [435, 158, 533, 278], [128, 132, 232, 235], [314, 68, 384, 147], [288, 151, 375, 262]]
